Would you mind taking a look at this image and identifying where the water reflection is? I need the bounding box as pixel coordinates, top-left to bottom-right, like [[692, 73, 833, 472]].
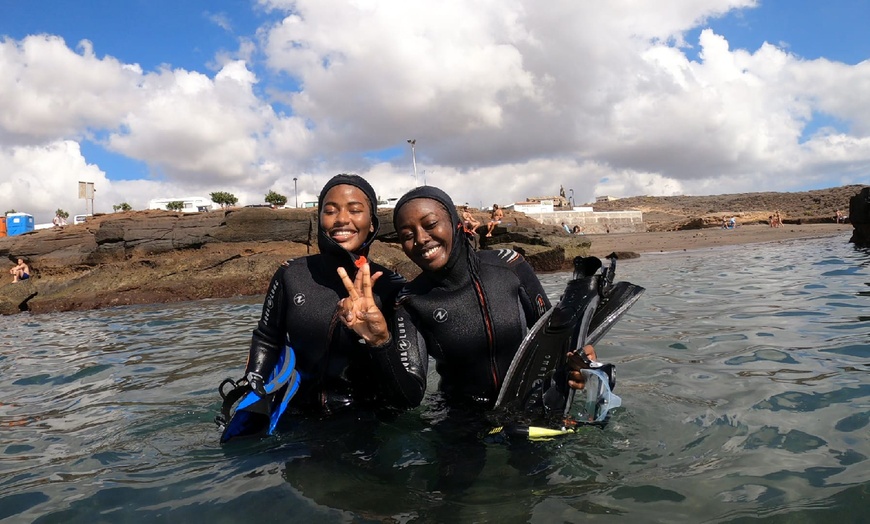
[[0, 235, 868, 522]]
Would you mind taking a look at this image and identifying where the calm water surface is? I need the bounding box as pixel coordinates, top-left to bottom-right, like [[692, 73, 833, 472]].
[[1, 235, 868, 523]]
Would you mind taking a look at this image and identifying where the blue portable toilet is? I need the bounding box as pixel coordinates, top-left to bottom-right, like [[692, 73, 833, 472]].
[[6, 213, 35, 236]]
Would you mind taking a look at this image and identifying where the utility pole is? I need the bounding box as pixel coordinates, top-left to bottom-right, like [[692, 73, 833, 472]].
[[407, 139, 418, 186]]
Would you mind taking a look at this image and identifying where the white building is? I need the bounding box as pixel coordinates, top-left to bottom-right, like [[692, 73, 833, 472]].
[[148, 197, 214, 213]]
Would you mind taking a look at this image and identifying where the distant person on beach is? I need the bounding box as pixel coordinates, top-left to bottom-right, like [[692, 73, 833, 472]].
[[461, 207, 481, 250], [461, 207, 480, 232], [835, 209, 843, 223], [572, 225, 584, 235], [774, 211, 782, 228], [486, 204, 503, 237], [768, 215, 774, 228], [10, 258, 30, 283], [52, 214, 66, 228], [561, 222, 571, 234]]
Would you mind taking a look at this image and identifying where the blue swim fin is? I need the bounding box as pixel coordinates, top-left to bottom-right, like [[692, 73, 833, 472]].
[[217, 345, 301, 443]]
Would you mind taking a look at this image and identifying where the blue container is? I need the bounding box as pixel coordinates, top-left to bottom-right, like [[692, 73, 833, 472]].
[[6, 213, 35, 236]]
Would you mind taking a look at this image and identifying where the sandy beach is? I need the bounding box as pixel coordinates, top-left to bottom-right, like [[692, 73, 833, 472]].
[[583, 223, 853, 258]]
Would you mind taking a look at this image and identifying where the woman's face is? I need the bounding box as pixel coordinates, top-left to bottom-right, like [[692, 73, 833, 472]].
[[319, 184, 374, 253], [395, 198, 454, 272]]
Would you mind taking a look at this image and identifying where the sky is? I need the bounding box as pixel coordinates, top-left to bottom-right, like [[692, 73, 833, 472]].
[[1, 0, 868, 223]]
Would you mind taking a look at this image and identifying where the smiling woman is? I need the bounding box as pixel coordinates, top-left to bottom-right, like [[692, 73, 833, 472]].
[[395, 197, 454, 272], [216, 174, 417, 442], [320, 184, 376, 253]]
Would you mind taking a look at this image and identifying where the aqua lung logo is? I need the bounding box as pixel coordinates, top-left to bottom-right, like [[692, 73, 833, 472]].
[[433, 308, 448, 323], [263, 280, 280, 323], [398, 339, 411, 351], [536, 294, 546, 315], [293, 293, 306, 306]]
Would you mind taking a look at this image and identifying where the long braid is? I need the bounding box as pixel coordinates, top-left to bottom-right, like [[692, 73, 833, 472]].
[[461, 223, 500, 392]]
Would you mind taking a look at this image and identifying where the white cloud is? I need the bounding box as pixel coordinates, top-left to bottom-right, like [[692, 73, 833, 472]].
[[0, 35, 143, 145], [0, 141, 107, 220], [2, 0, 868, 226]]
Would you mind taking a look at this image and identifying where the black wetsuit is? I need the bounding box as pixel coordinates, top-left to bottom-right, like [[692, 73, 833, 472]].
[[242, 174, 427, 416], [384, 186, 551, 410], [394, 247, 550, 408], [247, 252, 422, 414]]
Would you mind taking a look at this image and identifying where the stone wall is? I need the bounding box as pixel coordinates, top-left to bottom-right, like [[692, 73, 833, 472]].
[[523, 210, 645, 234]]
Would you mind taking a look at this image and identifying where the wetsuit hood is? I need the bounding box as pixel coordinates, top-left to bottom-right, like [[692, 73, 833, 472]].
[[317, 174, 380, 264], [393, 186, 470, 281]]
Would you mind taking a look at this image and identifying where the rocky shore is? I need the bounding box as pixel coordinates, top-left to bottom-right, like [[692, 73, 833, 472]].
[[2, 184, 867, 316], [0, 207, 581, 315]]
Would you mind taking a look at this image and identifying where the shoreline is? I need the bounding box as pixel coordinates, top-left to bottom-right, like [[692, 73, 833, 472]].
[[583, 223, 852, 258]]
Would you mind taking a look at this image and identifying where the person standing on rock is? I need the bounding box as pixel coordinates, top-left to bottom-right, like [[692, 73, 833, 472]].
[[224, 174, 423, 440], [10, 258, 30, 283]]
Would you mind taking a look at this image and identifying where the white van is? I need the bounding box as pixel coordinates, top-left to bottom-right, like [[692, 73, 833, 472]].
[[73, 214, 92, 225]]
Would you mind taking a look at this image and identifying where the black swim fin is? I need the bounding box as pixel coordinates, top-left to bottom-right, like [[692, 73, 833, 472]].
[[493, 254, 644, 431]]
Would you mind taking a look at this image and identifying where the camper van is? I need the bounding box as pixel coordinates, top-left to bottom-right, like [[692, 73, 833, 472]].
[[148, 197, 214, 213]]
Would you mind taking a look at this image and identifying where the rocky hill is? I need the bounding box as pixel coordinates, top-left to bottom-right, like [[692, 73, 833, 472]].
[[2, 185, 867, 316], [0, 207, 576, 315], [590, 185, 863, 231]]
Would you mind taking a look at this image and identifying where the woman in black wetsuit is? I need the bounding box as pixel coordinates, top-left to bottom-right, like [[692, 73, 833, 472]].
[[241, 174, 426, 418], [340, 186, 595, 410], [338, 186, 597, 494]]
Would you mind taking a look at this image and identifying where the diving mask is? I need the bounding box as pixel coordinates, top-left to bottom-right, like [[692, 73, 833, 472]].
[[575, 366, 622, 424]]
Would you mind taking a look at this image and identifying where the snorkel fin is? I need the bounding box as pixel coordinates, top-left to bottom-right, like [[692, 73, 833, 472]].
[[492, 254, 644, 438], [216, 345, 301, 443]]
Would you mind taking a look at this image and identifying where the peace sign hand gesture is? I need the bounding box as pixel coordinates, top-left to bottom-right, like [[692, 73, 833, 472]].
[[337, 263, 391, 347]]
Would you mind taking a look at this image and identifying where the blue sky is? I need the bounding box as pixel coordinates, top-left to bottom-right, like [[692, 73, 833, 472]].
[[694, 0, 870, 64], [1, 0, 868, 221]]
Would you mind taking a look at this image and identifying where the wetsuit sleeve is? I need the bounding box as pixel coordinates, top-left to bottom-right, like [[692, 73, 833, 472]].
[[367, 304, 428, 409], [513, 258, 552, 328], [244, 266, 288, 377]]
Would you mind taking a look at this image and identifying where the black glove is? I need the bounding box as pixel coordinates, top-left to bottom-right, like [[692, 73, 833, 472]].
[[246, 371, 267, 396], [243, 337, 280, 398]]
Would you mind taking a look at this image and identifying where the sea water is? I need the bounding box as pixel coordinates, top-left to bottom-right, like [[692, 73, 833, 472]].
[[1, 234, 867, 523]]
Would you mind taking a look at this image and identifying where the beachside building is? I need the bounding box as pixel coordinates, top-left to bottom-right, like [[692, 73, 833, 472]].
[[512, 196, 643, 234], [148, 197, 215, 213]]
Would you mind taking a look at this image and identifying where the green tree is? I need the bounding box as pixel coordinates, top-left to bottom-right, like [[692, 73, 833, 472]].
[[5, 209, 16, 215], [55, 208, 69, 219], [166, 201, 185, 211], [265, 190, 288, 208], [112, 202, 132, 212], [210, 191, 238, 209]]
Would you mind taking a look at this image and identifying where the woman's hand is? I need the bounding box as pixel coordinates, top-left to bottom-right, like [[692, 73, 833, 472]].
[[336, 263, 391, 347], [566, 345, 597, 390]]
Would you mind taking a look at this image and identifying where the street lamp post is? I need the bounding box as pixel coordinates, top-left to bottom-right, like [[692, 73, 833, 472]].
[[569, 188, 574, 208], [407, 139, 418, 186], [293, 177, 298, 208]]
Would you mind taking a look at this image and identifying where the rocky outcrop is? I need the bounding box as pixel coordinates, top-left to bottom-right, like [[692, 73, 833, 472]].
[[0, 208, 589, 315]]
